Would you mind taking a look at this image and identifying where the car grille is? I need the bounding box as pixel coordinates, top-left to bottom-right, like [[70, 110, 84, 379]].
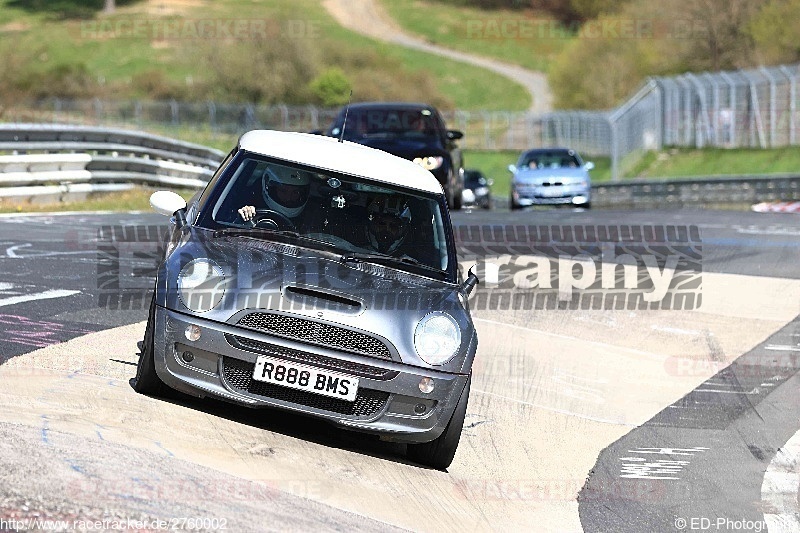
[[225, 334, 398, 380], [236, 312, 392, 360], [221, 357, 390, 417]]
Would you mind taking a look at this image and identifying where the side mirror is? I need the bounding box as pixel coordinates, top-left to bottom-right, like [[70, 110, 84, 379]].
[[150, 191, 188, 226], [508, 164, 517, 173], [584, 161, 595, 171], [461, 265, 480, 296], [446, 130, 463, 140]]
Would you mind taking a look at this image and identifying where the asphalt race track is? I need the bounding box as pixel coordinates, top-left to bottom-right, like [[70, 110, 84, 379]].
[[0, 208, 798, 532]]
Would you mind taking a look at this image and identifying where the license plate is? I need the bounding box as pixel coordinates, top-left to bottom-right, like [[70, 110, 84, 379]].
[[252, 355, 359, 402], [539, 187, 565, 197]]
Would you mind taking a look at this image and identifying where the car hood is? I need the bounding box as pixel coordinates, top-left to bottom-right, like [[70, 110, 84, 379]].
[[160, 229, 470, 366], [513, 167, 589, 185]]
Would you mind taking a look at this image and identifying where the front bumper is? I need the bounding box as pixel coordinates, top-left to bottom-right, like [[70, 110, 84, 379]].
[[152, 306, 469, 444], [513, 185, 591, 206]]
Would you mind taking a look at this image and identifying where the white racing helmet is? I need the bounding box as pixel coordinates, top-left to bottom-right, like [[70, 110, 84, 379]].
[[367, 196, 412, 254], [261, 166, 311, 218]]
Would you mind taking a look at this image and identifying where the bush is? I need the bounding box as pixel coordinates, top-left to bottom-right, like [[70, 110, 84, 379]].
[[193, 33, 319, 104], [309, 68, 352, 106]]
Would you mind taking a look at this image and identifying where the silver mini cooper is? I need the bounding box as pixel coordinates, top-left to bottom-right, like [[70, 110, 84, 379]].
[[134, 130, 479, 469]]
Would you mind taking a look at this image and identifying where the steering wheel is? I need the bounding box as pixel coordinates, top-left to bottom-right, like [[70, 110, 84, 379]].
[[248, 209, 296, 231]]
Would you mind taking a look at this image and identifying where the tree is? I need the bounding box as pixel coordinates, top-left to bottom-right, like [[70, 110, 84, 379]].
[[104, 0, 115, 13]]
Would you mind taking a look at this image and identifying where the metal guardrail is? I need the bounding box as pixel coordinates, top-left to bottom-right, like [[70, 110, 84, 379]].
[[0, 124, 224, 198], [486, 175, 800, 210], [592, 174, 800, 208]]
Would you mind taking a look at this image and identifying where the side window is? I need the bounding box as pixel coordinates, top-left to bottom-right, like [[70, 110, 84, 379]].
[[196, 148, 236, 219]]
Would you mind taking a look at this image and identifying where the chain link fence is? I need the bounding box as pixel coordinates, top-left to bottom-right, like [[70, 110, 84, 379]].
[[3, 62, 799, 181]]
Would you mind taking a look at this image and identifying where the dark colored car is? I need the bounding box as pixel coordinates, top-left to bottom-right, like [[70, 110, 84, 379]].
[[325, 102, 465, 210], [135, 130, 481, 470], [462, 169, 493, 209]]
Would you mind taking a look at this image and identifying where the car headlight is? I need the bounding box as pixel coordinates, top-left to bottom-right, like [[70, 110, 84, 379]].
[[414, 312, 461, 365], [413, 156, 444, 171], [178, 258, 225, 312]]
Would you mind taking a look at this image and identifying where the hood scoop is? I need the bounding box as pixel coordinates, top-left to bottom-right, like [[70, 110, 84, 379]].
[[282, 285, 363, 314]]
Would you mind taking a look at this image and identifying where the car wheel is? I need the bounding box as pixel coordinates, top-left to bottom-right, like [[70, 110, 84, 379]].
[[452, 180, 463, 210], [509, 194, 521, 211], [133, 293, 167, 396], [407, 375, 471, 470], [581, 202, 591, 210]]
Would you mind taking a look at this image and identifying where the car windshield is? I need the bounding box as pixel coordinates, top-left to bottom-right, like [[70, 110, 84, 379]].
[[205, 154, 454, 279], [519, 151, 581, 169], [464, 171, 487, 187], [332, 108, 441, 141]]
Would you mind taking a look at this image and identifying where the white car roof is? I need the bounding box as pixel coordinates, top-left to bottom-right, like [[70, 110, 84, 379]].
[[238, 130, 443, 195]]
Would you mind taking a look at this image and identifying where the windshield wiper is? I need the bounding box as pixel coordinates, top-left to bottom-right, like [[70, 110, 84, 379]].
[[340, 252, 448, 279], [213, 227, 330, 248]]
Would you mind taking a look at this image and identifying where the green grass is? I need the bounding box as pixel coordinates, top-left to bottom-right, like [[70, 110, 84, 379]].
[[379, 0, 573, 74], [0, 188, 197, 213], [0, 0, 530, 111], [634, 147, 800, 178]]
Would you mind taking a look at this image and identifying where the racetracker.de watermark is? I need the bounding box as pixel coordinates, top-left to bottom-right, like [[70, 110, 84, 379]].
[[92, 223, 702, 312], [77, 18, 321, 40], [465, 18, 712, 40]]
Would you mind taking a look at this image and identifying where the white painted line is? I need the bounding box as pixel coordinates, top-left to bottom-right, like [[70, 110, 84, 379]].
[[0, 210, 147, 218], [694, 388, 759, 395], [5, 243, 97, 259], [766, 345, 800, 352], [762, 427, 800, 532], [0, 289, 80, 308]]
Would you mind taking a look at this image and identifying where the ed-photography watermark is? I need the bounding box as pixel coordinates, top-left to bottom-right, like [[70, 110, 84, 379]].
[[458, 224, 702, 311], [94, 223, 702, 312], [673, 516, 767, 532]]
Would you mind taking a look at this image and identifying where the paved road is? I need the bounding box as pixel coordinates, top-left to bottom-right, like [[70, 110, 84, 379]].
[[322, 0, 553, 113], [0, 209, 797, 531]]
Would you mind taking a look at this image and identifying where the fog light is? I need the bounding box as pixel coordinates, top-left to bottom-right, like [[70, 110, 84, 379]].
[[181, 350, 195, 363], [414, 403, 427, 415], [419, 377, 435, 394], [185, 324, 201, 341]]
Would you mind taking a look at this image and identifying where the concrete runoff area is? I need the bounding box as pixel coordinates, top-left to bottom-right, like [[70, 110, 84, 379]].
[[0, 270, 798, 531]]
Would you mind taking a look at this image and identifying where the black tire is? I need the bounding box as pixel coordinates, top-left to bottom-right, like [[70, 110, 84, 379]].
[[133, 294, 167, 396], [452, 180, 463, 210], [407, 375, 471, 470], [445, 184, 455, 210], [510, 195, 521, 210]]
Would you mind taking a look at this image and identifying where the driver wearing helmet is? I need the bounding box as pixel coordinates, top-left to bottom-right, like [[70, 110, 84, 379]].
[[367, 196, 412, 255], [238, 166, 311, 226]]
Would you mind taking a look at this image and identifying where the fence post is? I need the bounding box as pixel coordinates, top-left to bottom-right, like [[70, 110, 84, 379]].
[[169, 99, 179, 126], [207, 101, 217, 133], [720, 71, 737, 147], [609, 114, 619, 182], [760, 67, 778, 147], [779, 65, 797, 145], [744, 70, 767, 148]]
